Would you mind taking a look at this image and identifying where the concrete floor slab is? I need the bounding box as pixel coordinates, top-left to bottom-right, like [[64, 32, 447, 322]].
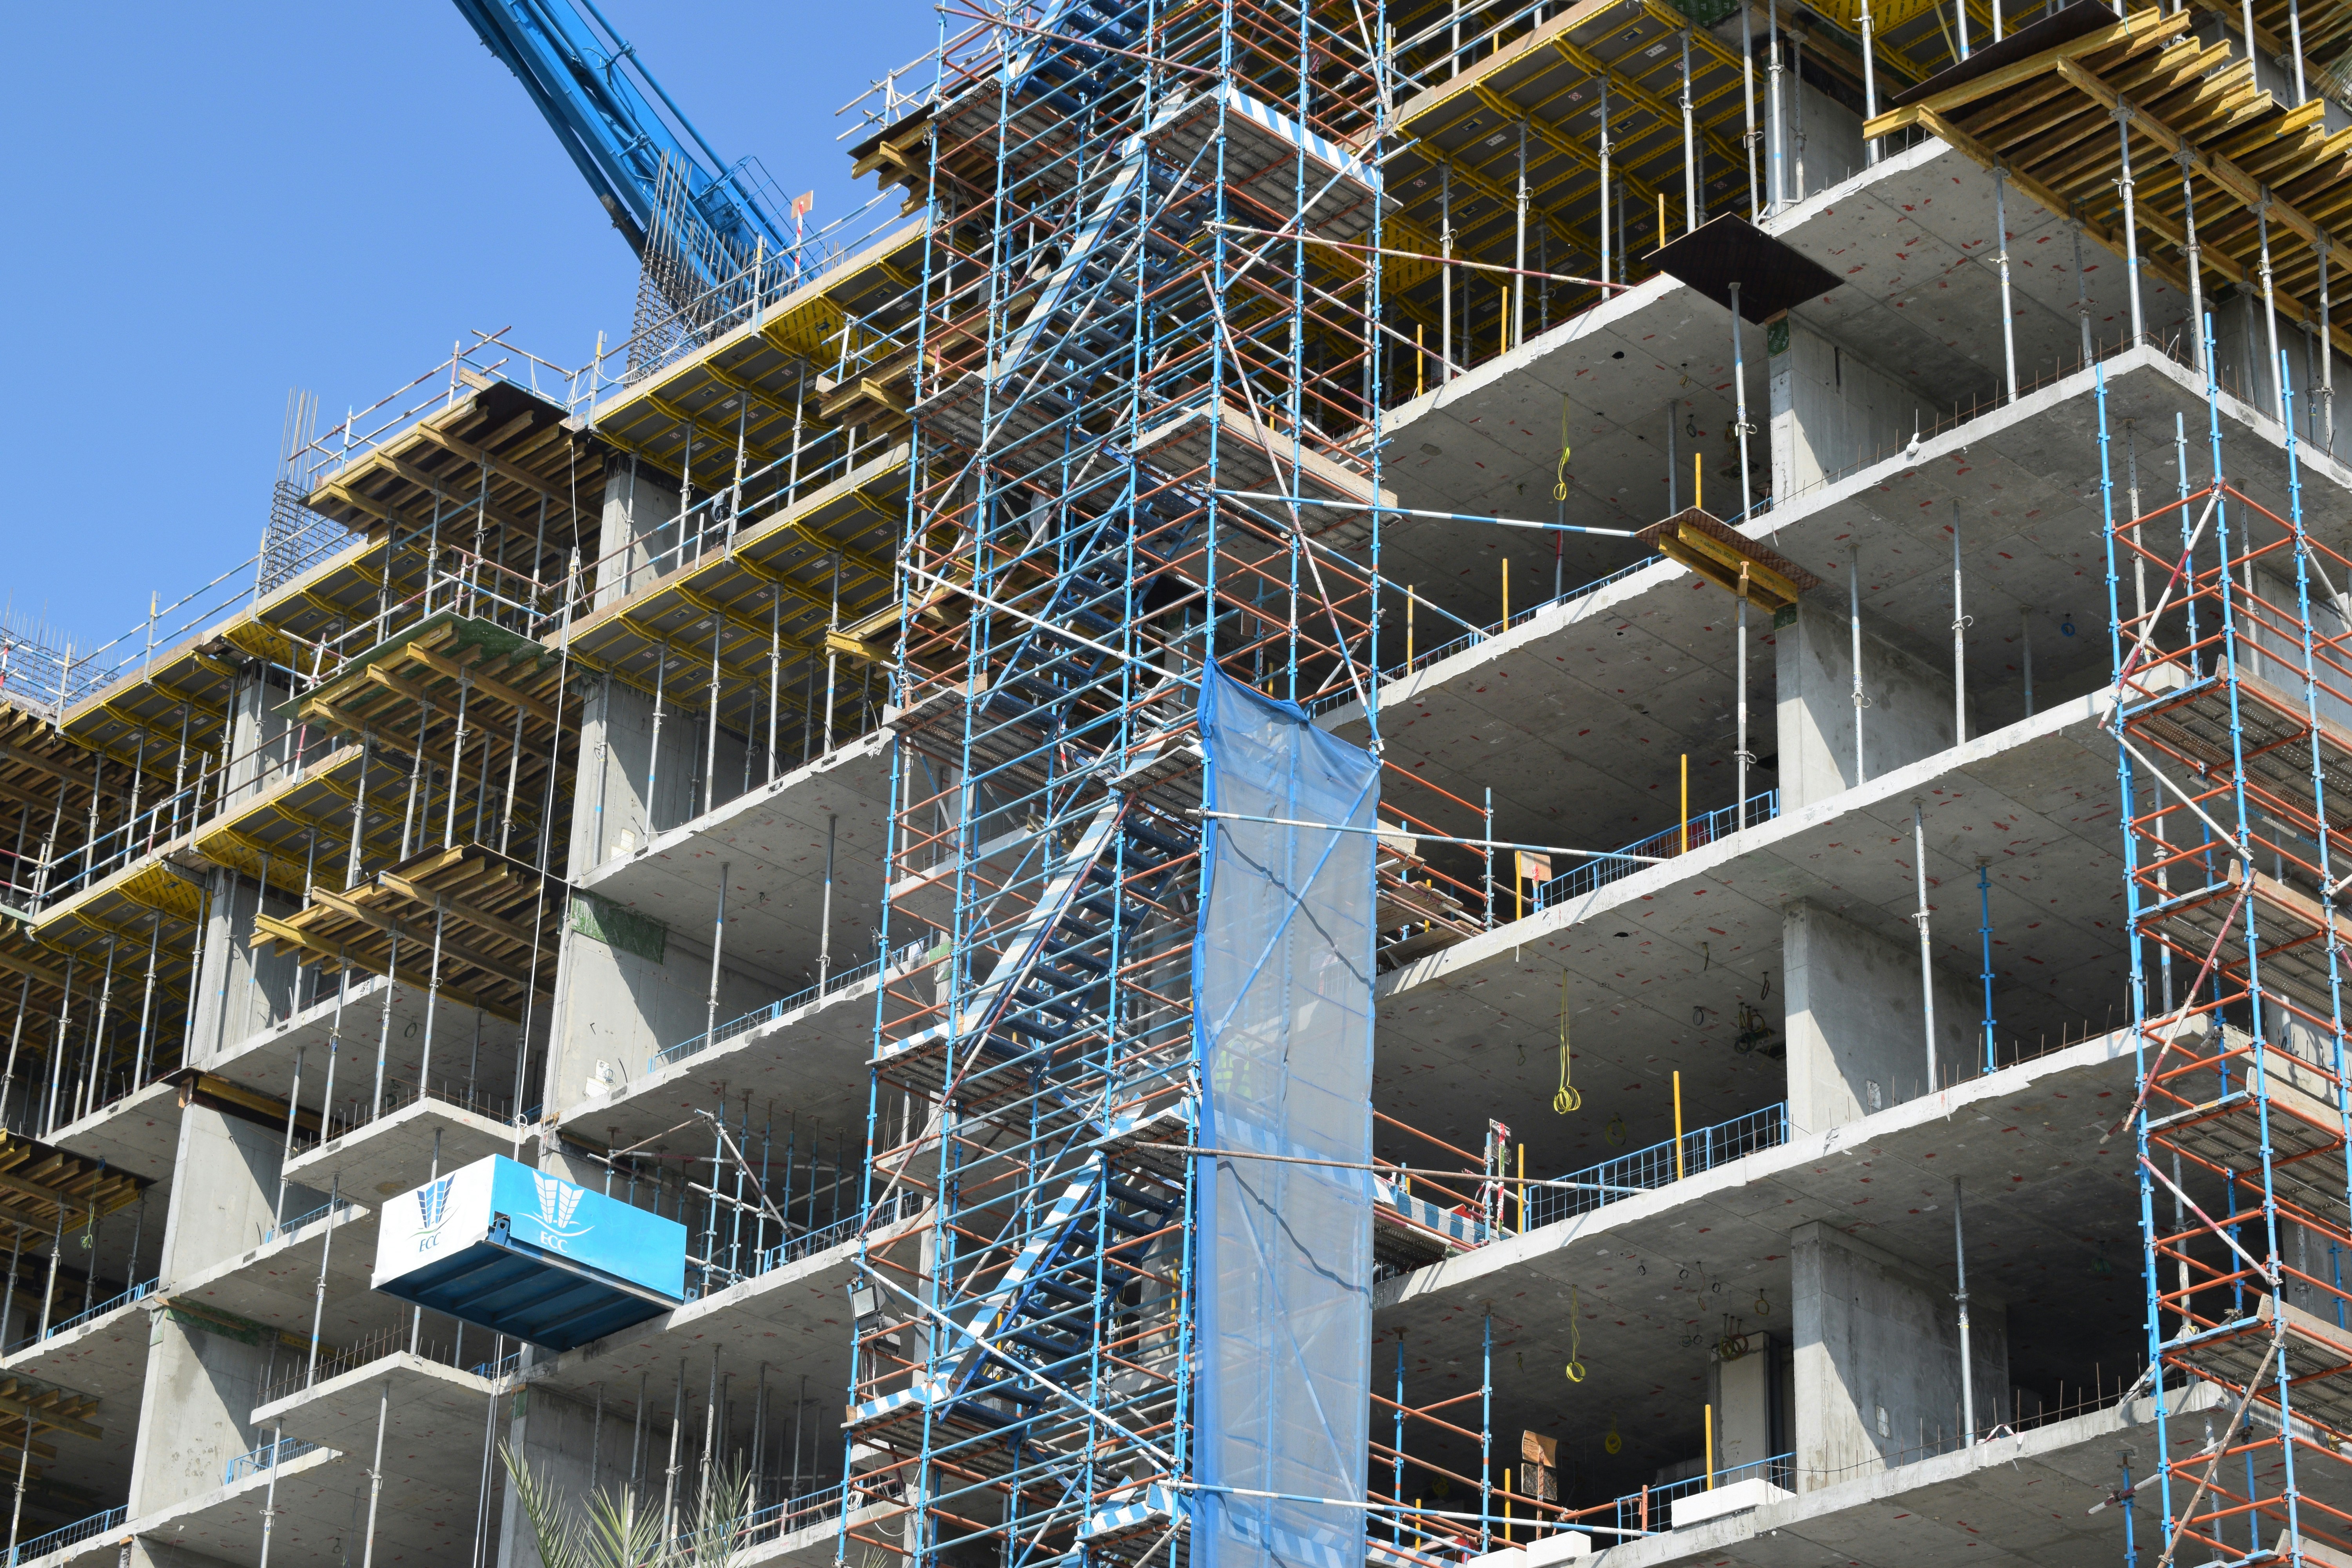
[[520, 1215, 920, 1417], [55, 1448, 480, 1568], [2, 1294, 153, 1404], [1334, 340, 2343, 855], [252, 1351, 505, 1495], [1368, 136, 2198, 636], [738, 1501, 895, 1568], [285, 1095, 526, 1203], [0, 1294, 147, 1544], [47, 1079, 182, 1186], [204, 972, 497, 1114], [161, 1202, 410, 1345], [1587, 1382, 2225, 1567]]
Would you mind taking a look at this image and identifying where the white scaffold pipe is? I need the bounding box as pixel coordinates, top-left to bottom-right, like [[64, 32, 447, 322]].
[[1185, 808, 1670, 867], [1214, 490, 1640, 537], [1170, 1144, 1652, 1196]]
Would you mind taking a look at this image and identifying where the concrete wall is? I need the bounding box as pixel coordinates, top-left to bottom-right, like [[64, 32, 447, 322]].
[[1773, 597, 1958, 808], [595, 459, 682, 610], [1769, 320, 1941, 502], [1782, 899, 1979, 1132], [1704, 1330, 1789, 1476], [1775, 74, 1866, 204], [1789, 1221, 2007, 1492]]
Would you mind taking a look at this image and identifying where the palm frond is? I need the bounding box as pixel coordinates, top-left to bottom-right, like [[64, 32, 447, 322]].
[[501, 1445, 588, 1568], [680, 1457, 755, 1568], [583, 1482, 665, 1568]]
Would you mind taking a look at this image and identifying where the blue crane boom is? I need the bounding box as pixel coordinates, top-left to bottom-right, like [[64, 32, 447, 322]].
[[452, 0, 791, 276]]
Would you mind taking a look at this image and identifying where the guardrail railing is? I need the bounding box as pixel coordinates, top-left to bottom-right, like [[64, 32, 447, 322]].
[[4, 1278, 156, 1355], [1524, 1103, 1790, 1233], [8, 1504, 127, 1565], [1533, 791, 1780, 914], [224, 1436, 319, 1486]]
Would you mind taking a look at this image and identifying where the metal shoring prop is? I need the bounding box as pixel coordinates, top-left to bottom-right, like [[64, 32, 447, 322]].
[[1860, 0, 1879, 168], [1731, 282, 1757, 525], [370, 927, 401, 1120], [2174, 159, 2203, 376], [1745, 1, 1765, 199], [1993, 167, 2019, 402], [704, 618, 724, 818], [1850, 545, 1868, 783], [1913, 799, 1939, 1096], [1953, 501, 1969, 743], [2114, 107, 2145, 347], [359, 1375, 392, 1568]]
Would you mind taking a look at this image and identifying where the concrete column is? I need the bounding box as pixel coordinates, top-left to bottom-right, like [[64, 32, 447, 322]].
[[1773, 598, 1957, 808], [122, 1312, 276, 1518], [594, 458, 682, 610], [1782, 900, 1977, 1131], [495, 1385, 637, 1568], [1766, 320, 1939, 505], [184, 867, 301, 1068], [123, 1104, 320, 1519], [185, 868, 237, 1068], [221, 664, 294, 807], [1789, 1221, 2007, 1491]]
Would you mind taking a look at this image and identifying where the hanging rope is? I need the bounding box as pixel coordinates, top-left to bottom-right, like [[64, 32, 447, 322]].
[[1553, 972, 1581, 1114], [1564, 1286, 1586, 1381], [1553, 397, 1573, 501]]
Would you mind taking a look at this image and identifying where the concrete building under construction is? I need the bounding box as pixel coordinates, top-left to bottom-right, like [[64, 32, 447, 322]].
[[4, 0, 2351, 1564]]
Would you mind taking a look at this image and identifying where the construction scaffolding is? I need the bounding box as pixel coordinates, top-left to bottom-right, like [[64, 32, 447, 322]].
[[2113, 328, 2352, 1562], [833, 6, 1408, 1566]]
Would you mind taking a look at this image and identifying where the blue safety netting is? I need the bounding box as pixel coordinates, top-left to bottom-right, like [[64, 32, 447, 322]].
[[1192, 666, 1378, 1568]]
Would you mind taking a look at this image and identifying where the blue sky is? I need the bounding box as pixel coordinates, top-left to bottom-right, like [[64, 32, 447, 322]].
[[0, 1, 937, 654]]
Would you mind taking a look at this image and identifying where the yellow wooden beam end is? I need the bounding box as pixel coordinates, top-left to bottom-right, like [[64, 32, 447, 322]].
[[826, 630, 893, 664], [1673, 525, 1806, 606], [401, 644, 558, 724], [1656, 539, 1798, 612]]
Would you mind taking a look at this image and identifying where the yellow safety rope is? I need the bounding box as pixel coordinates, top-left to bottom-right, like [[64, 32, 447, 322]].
[[1553, 398, 1573, 501], [1553, 971, 1581, 1114]]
